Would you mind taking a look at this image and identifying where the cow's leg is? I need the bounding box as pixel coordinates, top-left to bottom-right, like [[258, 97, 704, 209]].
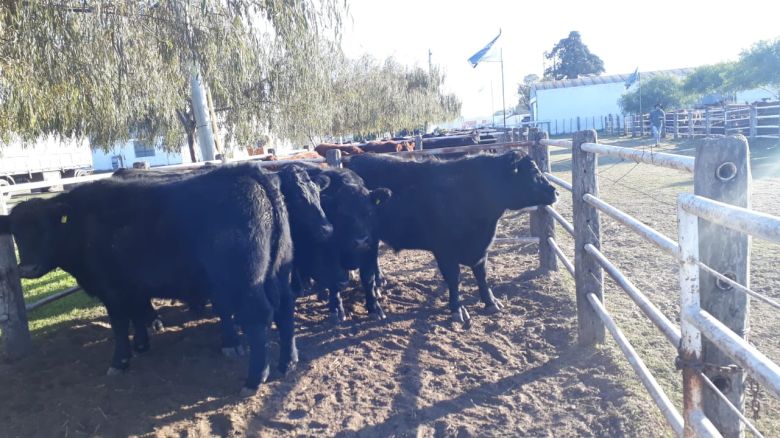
[[131, 317, 151, 353], [212, 301, 244, 357], [360, 249, 386, 320], [435, 255, 471, 329], [240, 322, 271, 397], [106, 309, 133, 375], [327, 287, 347, 323], [472, 258, 503, 314], [274, 289, 298, 375]]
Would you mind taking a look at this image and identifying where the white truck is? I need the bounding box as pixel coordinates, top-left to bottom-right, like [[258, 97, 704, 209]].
[[0, 135, 93, 196]]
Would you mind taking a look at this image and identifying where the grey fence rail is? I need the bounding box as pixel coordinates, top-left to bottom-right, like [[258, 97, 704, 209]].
[[537, 130, 779, 437]]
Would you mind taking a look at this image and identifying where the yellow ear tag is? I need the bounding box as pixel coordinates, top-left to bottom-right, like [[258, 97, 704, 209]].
[[375, 198, 381, 205], [60, 215, 68, 224]]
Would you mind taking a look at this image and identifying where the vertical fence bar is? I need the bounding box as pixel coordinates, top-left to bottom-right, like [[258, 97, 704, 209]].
[[572, 129, 604, 346], [414, 134, 423, 151], [705, 108, 712, 136], [678, 200, 721, 438], [674, 111, 680, 140], [694, 135, 751, 437], [530, 130, 557, 274], [688, 110, 695, 138], [749, 105, 757, 141], [0, 195, 32, 359], [326, 149, 343, 168]]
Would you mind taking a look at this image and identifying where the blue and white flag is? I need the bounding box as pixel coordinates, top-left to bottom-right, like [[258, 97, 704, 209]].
[[468, 30, 502, 68], [625, 67, 639, 89]]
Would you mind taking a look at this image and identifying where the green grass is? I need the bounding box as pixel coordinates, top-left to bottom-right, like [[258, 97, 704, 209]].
[[20, 269, 103, 334]]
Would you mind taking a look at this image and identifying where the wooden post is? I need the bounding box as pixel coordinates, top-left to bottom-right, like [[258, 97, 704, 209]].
[[554, 119, 558, 136], [688, 109, 695, 138], [749, 105, 757, 141], [576, 116, 581, 131], [325, 149, 342, 168], [0, 196, 32, 359], [674, 111, 680, 140], [414, 134, 423, 151], [571, 129, 604, 346], [631, 114, 637, 137], [705, 108, 712, 136], [640, 113, 645, 137], [694, 135, 751, 437], [530, 131, 556, 274]]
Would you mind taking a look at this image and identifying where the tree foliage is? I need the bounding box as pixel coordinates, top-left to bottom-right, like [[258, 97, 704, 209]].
[[543, 31, 604, 81], [682, 62, 737, 96], [618, 75, 689, 114], [0, 0, 347, 150], [729, 38, 780, 95], [516, 74, 539, 112]]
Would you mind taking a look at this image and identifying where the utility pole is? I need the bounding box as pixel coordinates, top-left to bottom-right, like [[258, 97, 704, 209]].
[[190, 67, 216, 162], [501, 48, 507, 129], [428, 49, 432, 74]]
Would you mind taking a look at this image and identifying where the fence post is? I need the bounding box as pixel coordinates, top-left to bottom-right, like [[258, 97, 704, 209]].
[[571, 129, 604, 346], [688, 109, 695, 138], [704, 108, 711, 136], [326, 149, 343, 168], [414, 134, 423, 151], [640, 113, 646, 137], [631, 114, 637, 137], [694, 135, 751, 437], [530, 131, 556, 274], [674, 111, 680, 140], [749, 105, 757, 141], [0, 196, 32, 360]]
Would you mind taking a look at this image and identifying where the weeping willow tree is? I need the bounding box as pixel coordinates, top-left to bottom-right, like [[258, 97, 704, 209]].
[[0, 0, 347, 155], [328, 55, 461, 139]]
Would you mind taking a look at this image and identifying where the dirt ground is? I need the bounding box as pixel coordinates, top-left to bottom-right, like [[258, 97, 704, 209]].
[[0, 136, 777, 437]]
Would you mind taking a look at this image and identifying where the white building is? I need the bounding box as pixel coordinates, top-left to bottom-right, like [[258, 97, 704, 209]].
[[529, 68, 693, 135], [91, 139, 195, 171]]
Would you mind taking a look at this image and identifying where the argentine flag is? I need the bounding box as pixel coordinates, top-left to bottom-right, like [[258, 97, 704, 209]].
[[468, 30, 502, 68], [625, 68, 639, 89]]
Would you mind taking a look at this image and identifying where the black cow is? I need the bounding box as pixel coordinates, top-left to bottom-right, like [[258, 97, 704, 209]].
[[346, 151, 557, 327], [421, 131, 480, 149], [111, 164, 333, 356], [0, 164, 313, 395], [280, 164, 391, 322]]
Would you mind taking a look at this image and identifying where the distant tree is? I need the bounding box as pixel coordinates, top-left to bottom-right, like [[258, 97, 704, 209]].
[[543, 31, 605, 80], [516, 74, 539, 111], [619, 75, 689, 114], [728, 38, 780, 98], [682, 62, 737, 96]]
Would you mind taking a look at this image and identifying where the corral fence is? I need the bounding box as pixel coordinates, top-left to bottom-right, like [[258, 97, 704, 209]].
[[545, 115, 625, 137], [0, 135, 546, 354], [533, 128, 779, 437], [625, 101, 780, 141]]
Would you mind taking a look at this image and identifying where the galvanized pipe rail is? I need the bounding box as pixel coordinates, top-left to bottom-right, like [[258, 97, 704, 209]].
[[545, 206, 574, 237], [586, 293, 684, 436], [544, 173, 572, 192], [547, 237, 574, 277], [581, 142, 695, 173]]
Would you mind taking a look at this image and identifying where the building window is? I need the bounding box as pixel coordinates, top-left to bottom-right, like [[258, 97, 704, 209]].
[[134, 141, 156, 158]]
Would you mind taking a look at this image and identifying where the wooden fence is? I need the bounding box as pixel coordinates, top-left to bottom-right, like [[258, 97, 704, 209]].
[[625, 101, 780, 140], [535, 129, 780, 437], [0, 137, 544, 357]]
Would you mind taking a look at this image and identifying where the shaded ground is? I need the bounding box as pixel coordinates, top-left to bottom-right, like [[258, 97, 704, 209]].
[[0, 212, 656, 437]]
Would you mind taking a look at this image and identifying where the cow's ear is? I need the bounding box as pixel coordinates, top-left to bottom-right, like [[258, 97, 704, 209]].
[[0, 216, 9, 235], [370, 188, 392, 206], [313, 174, 330, 191]]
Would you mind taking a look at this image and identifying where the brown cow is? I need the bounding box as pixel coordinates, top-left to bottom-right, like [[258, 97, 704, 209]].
[[314, 143, 366, 158], [360, 140, 415, 153], [261, 150, 323, 161]]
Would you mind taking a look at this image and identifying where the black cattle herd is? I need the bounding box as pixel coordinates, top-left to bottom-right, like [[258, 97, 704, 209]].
[[0, 150, 557, 395]]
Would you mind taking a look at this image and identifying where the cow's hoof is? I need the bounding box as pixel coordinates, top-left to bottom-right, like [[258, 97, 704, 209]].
[[151, 318, 165, 333], [374, 289, 383, 300], [222, 346, 246, 358], [133, 341, 150, 354], [369, 307, 387, 321], [106, 366, 126, 376], [452, 307, 472, 329], [239, 386, 258, 398], [279, 359, 298, 376], [376, 276, 388, 289], [330, 309, 347, 324], [485, 300, 504, 315]]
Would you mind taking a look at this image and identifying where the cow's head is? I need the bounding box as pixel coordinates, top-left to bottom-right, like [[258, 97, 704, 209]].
[[0, 198, 69, 278], [278, 165, 333, 242], [498, 151, 557, 209], [319, 171, 391, 268]]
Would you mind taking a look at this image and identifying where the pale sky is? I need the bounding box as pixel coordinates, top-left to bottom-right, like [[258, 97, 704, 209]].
[[342, 0, 780, 120]]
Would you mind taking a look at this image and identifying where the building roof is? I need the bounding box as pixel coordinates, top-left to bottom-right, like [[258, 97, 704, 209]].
[[532, 68, 694, 91]]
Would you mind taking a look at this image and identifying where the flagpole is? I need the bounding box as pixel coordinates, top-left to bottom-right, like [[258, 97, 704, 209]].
[[501, 48, 506, 129], [639, 70, 642, 128]]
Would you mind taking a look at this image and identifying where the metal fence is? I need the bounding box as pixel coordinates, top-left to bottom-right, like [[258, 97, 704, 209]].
[[536, 130, 779, 437]]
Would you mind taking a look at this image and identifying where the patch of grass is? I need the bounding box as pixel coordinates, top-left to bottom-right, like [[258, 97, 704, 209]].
[[20, 269, 104, 335]]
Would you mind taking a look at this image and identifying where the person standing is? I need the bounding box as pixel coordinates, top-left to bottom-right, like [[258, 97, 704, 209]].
[[649, 103, 665, 146]]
